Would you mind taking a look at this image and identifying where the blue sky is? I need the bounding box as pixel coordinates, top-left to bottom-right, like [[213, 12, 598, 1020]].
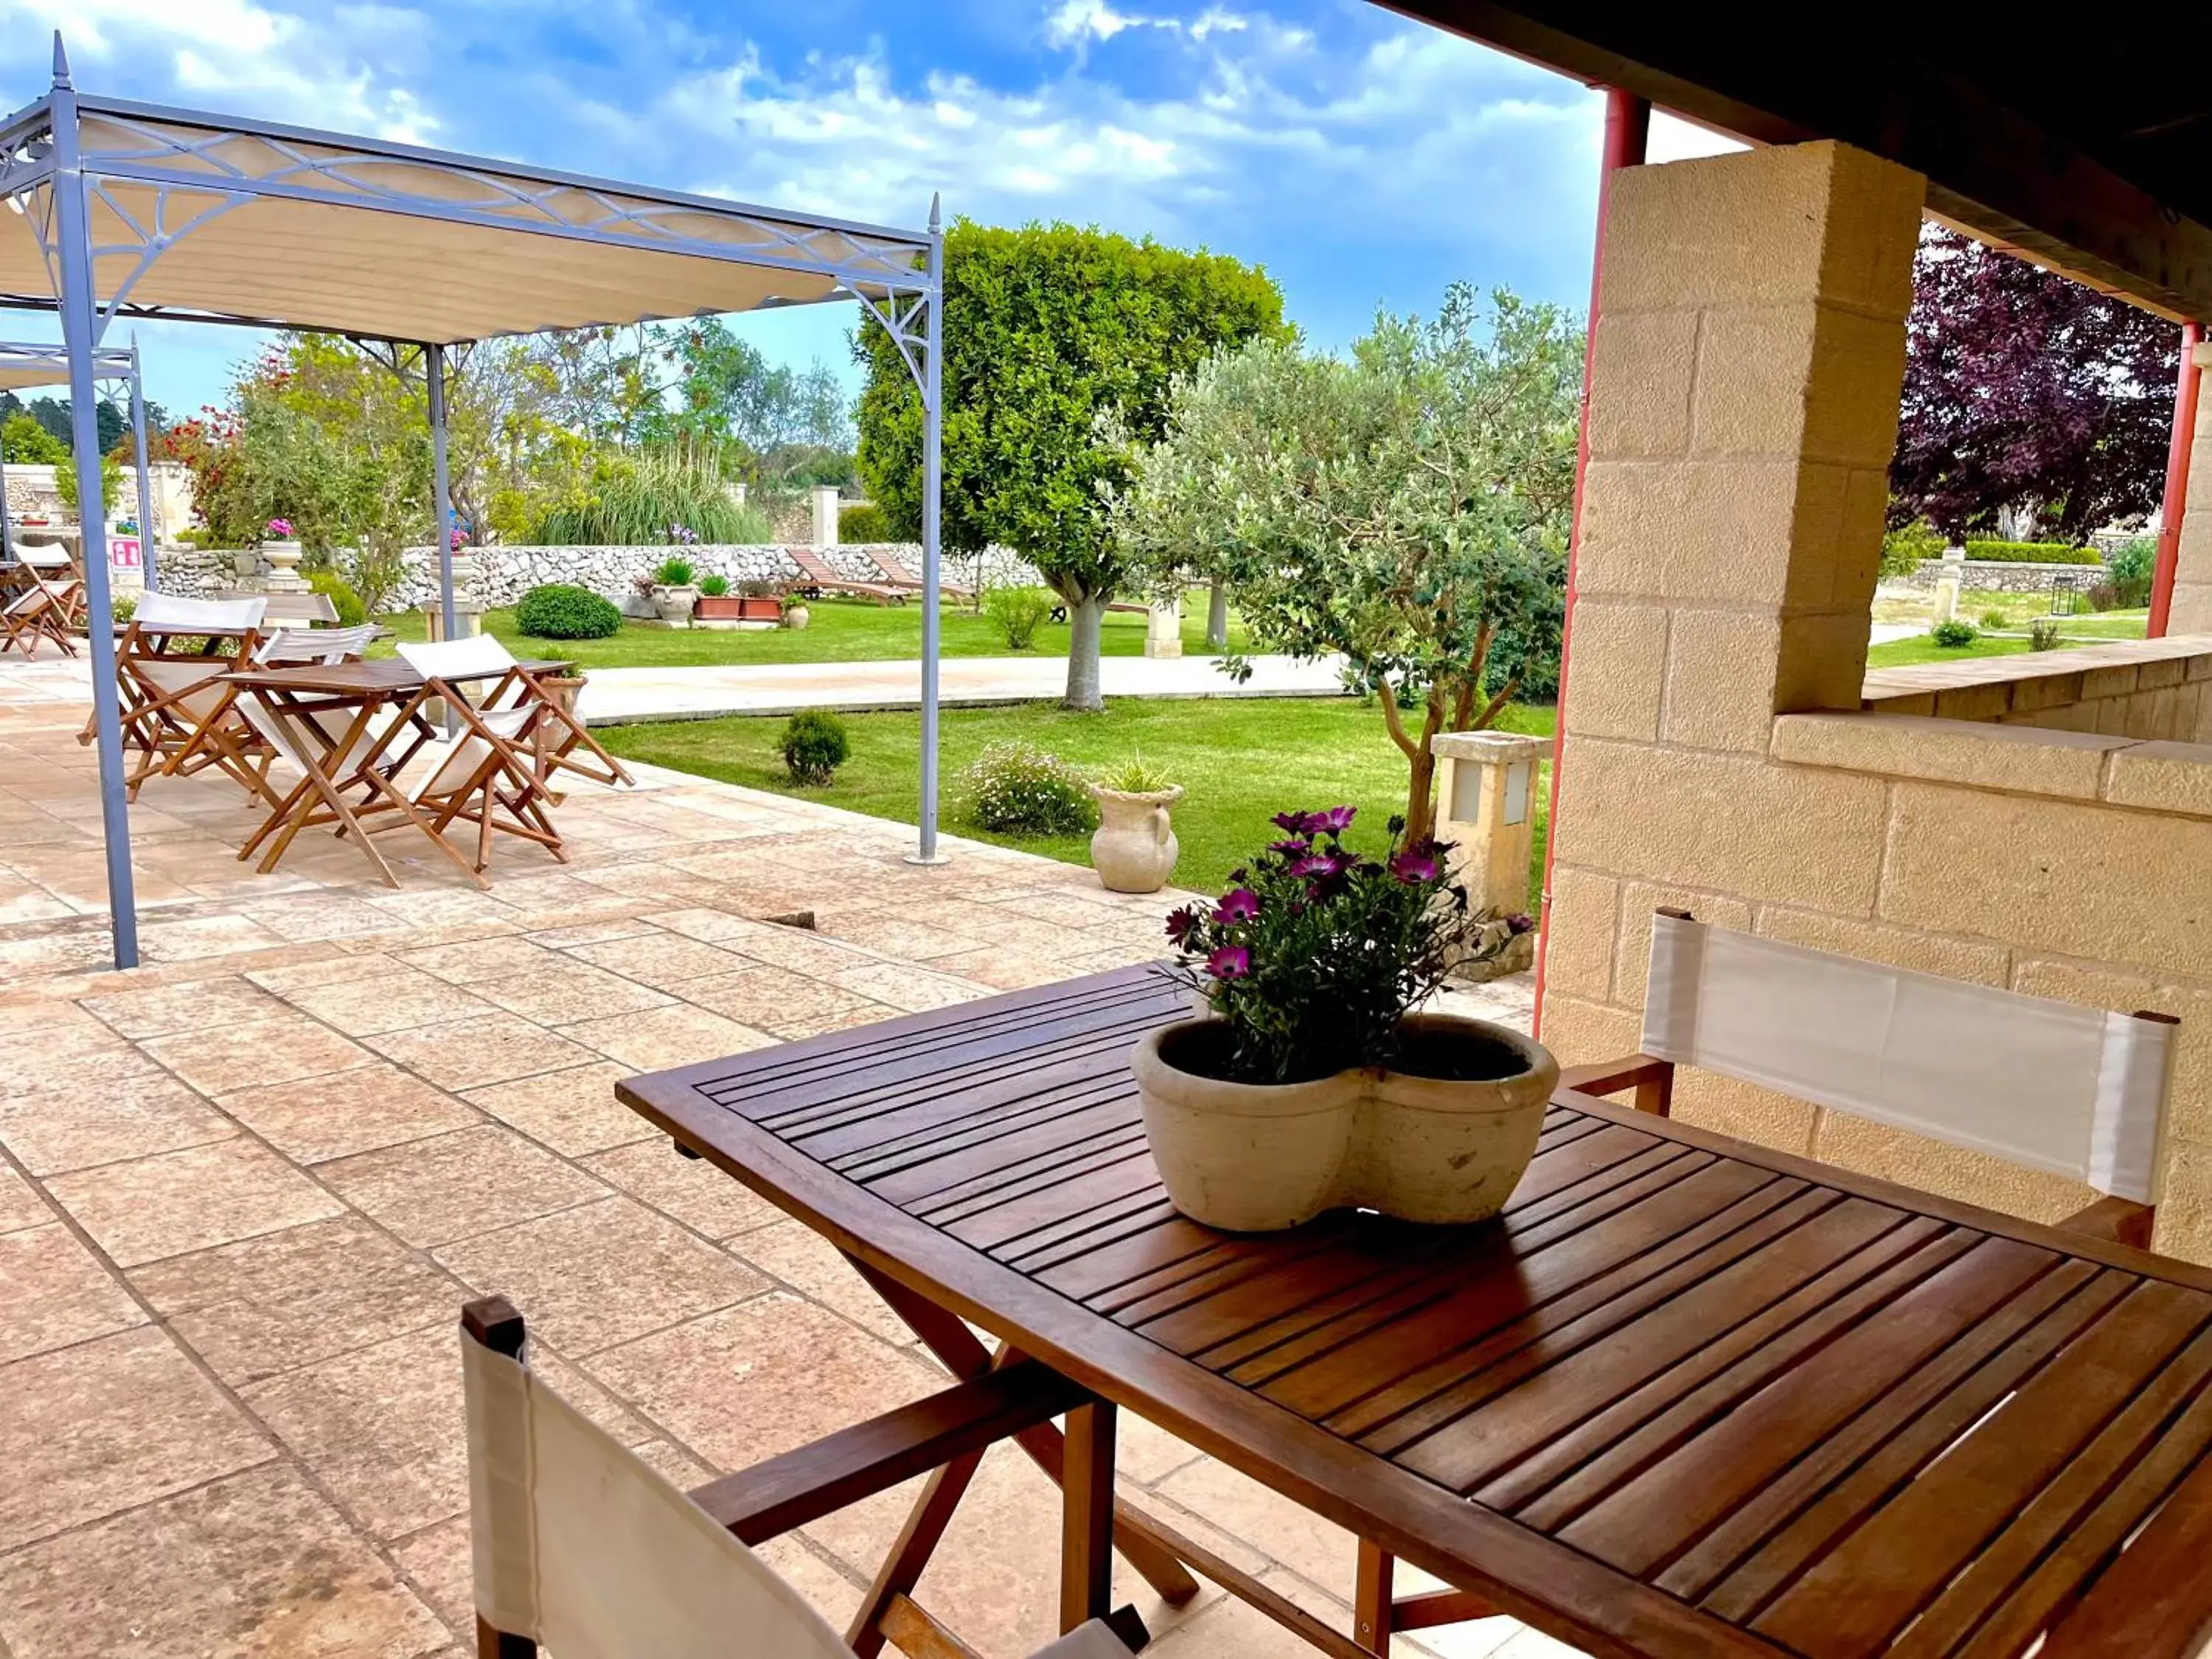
[[1, 0, 1731, 423]]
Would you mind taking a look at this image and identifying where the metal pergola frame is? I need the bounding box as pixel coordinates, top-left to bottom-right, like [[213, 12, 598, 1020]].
[[2, 34, 947, 970], [0, 338, 159, 585]]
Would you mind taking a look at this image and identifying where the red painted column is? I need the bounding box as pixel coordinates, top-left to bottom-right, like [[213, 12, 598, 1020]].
[[1531, 88, 1649, 1041], [2149, 319, 2203, 639]]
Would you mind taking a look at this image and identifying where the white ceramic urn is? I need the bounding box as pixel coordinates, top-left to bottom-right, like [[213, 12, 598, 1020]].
[[1088, 784, 1183, 894], [1129, 1014, 1559, 1231]]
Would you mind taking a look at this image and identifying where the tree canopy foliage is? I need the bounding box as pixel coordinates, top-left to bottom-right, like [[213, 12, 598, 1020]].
[[1891, 229, 2180, 540], [855, 220, 1284, 709], [1117, 284, 1580, 839]]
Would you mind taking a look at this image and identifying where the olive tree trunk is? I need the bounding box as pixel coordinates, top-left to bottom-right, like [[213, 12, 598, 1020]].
[[1064, 595, 1105, 712], [1206, 578, 1228, 650]]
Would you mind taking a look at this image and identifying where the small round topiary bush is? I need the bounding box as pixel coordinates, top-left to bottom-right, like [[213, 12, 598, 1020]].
[[1931, 619, 1978, 648], [838, 502, 889, 543], [307, 569, 366, 627], [779, 709, 850, 785], [515, 583, 622, 640], [962, 742, 1096, 836]]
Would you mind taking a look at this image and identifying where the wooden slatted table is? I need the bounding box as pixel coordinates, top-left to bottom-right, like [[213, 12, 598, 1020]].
[[619, 965, 2212, 1659]]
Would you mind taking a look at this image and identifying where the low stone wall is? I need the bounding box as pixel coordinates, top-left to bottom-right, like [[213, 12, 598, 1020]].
[[1897, 557, 2110, 594], [1860, 637, 2212, 744], [152, 541, 1045, 610]]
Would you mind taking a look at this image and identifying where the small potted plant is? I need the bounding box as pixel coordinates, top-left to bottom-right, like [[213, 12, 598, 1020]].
[[737, 579, 784, 623], [649, 556, 698, 625], [1133, 807, 1551, 1231], [260, 517, 302, 582], [694, 573, 743, 621], [1087, 755, 1183, 894]]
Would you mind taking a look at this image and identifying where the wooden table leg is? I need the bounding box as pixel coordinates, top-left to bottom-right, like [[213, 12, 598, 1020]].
[[1062, 1401, 1116, 1633], [846, 1450, 986, 1659], [1354, 1541, 1394, 1655], [849, 1256, 1202, 1607]]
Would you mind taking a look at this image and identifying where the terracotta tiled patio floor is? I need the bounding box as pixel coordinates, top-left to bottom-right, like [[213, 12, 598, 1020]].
[[0, 666, 1555, 1659]]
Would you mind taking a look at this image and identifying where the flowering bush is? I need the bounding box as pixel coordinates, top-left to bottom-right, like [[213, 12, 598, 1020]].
[[1165, 807, 1531, 1084], [962, 742, 1096, 836], [667, 524, 700, 546]]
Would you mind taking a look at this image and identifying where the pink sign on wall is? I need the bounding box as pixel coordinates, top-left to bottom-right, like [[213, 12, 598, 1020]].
[[108, 537, 142, 569]]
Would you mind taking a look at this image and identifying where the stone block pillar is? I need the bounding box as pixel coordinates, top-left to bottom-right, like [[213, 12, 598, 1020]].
[[812, 485, 841, 549], [1144, 594, 1183, 658], [1541, 140, 1924, 1063], [1436, 729, 1548, 913], [2169, 339, 2212, 633]]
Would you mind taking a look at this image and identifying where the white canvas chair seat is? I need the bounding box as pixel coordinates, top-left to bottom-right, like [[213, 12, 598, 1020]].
[[133, 655, 234, 724], [1632, 912, 2176, 1205], [463, 1300, 1143, 1659]]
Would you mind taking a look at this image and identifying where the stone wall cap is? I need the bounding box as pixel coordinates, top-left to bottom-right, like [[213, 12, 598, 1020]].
[[1432, 729, 1554, 763], [1863, 634, 2212, 703]]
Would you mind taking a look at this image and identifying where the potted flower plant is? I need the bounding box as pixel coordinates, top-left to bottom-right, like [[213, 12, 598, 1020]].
[[1133, 807, 1549, 1231], [1088, 755, 1183, 894], [649, 556, 698, 625], [736, 579, 785, 623], [694, 573, 743, 621], [260, 517, 302, 582]]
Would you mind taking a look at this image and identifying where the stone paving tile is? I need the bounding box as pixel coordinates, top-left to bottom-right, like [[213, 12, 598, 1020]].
[[282, 966, 504, 1037], [585, 1292, 943, 1472], [434, 1195, 768, 1356], [0, 1463, 449, 1659], [580, 1137, 785, 1239], [131, 1215, 467, 1389], [77, 973, 291, 1038], [719, 925, 886, 978], [217, 1062, 481, 1166], [830, 959, 990, 1013], [0, 1070, 234, 1176], [137, 912, 293, 964], [392, 934, 565, 987], [240, 1323, 473, 1541], [1158, 1454, 1361, 1602], [562, 930, 758, 989], [930, 945, 1099, 992], [673, 963, 888, 1039], [139, 1014, 378, 1096], [361, 1009, 600, 1091], [467, 960, 675, 1025], [316, 1124, 609, 1248], [0, 1163, 52, 1233], [246, 950, 406, 995], [45, 1137, 344, 1267], [387, 1516, 475, 1643], [0, 1026, 164, 1098], [522, 914, 661, 947], [729, 1217, 927, 1349], [461, 1060, 654, 1157], [0, 1326, 273, 1551], [0, 1222, 147, 1364], [554, 1001, 776, 1070]]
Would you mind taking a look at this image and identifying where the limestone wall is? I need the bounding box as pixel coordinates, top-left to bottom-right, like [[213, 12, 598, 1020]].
[[1860, 638, 2212, 745], [1543, 139, 2212, 1263], [1894, 557, 2112, 594]]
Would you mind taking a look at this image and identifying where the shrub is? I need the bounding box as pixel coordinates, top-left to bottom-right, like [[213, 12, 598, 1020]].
[[1978, 608, 2009, 630], [110, 593, 137, 624], [984, 585, 1056, 650], [531, 447, 773, 546], [778, 709, 849, 785], [653, 557, 695, 587], [2108, 537, 2155, 608], [515, 583, 622, 640], [1097, 754, 1175, 793], [1931, 619, 1978, 647], [307, 569, 366, 627], [2029, 617, 2062, 651], [838, 502, 889, 543], [174, 525, 212, 549], [2084, 581, 2122, 613], [963, 742, 1096, 835], [1881, 518, 1946, 579], [55, 453, 123, 516], [698, 573, 731, 597], [1961, 539, 2100, 565]]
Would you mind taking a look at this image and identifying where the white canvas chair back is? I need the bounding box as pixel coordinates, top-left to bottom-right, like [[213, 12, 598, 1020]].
[[1641, 913, 2175, 1203], [397, 634, 517, 679], [16, 543, 74, 572], [135, 655, 234, 723], [462, 1331, 863, 1659], [134, 593, 266, 634], [255, 623, 376, 664]]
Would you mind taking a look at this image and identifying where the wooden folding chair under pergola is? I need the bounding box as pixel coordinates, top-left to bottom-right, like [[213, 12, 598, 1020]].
[[5, 32, 951, 968], [93, 592, 271, 800]]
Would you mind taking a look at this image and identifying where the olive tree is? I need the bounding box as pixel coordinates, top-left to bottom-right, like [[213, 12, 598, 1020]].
[[856, 220, 1283, 710], [1119, 285, 1579, 841]]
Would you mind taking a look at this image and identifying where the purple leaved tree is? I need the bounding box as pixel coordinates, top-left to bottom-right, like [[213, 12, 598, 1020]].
[[1891, 229, 2182, 541]]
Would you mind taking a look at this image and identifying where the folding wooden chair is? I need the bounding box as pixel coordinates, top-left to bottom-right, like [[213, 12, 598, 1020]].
[[0, 580, 78, 656], [89, 594, 271, 793], [1348, 906, 2183, 1655], [462, 1295, 1147, 1659], [397, 635, 633, 798]]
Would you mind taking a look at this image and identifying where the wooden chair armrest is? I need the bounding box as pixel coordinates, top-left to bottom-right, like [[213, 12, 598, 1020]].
[[2056, 1195, 2157, 1251], [687, 1358, 1091, 1545], [1556, 1054, 1675, 1117]]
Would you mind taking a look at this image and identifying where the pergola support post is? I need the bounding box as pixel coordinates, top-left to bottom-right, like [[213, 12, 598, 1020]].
[[50, 38, 138, 970], [908, 194, 949, 868], [128, 338, 156, 589], [2150, 319, 2202, 638], [426, 341, 456, 641]]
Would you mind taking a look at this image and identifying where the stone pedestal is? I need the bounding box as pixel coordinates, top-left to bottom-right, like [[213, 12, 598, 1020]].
[[421, 603, 485, 641], [1143, 595, 1183, 659], [1434, 728, 1549, 977], [812, 486, 841, 549], [1931, 548, 1966, 625]]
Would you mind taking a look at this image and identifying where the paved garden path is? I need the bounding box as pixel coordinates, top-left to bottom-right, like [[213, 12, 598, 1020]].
[[0, 659, 1557, 1659]]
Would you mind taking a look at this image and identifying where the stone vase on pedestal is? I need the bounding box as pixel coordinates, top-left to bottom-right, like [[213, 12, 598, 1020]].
[[259, 539, 307, 592]]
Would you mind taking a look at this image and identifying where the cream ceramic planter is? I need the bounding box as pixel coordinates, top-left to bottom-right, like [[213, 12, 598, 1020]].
[[1130, 1014, 1558, 1231], [1088, 784, 1183, 893], [650, 583, 698, 625]]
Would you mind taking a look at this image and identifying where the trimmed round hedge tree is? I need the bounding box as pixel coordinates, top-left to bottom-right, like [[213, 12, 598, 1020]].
[[515, 583, 623, 640], [779, 709, 851, 785]]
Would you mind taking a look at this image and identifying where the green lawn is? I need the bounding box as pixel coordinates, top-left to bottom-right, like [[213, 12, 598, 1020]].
[[375, 595, 1250, 669], [1865, 633, 2050, 669], [600, 696, 1558, 907]]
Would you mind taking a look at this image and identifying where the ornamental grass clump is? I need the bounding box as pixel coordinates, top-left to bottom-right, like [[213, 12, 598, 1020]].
[[1164, 806, 1531, 1085]]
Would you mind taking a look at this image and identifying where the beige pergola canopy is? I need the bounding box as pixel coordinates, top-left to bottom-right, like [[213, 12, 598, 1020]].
[[10, 35, 949, 972]]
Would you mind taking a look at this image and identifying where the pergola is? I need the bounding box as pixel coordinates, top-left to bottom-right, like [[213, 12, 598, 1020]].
[[0, 34, 946, 970], [0, 338, 158, 581]]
